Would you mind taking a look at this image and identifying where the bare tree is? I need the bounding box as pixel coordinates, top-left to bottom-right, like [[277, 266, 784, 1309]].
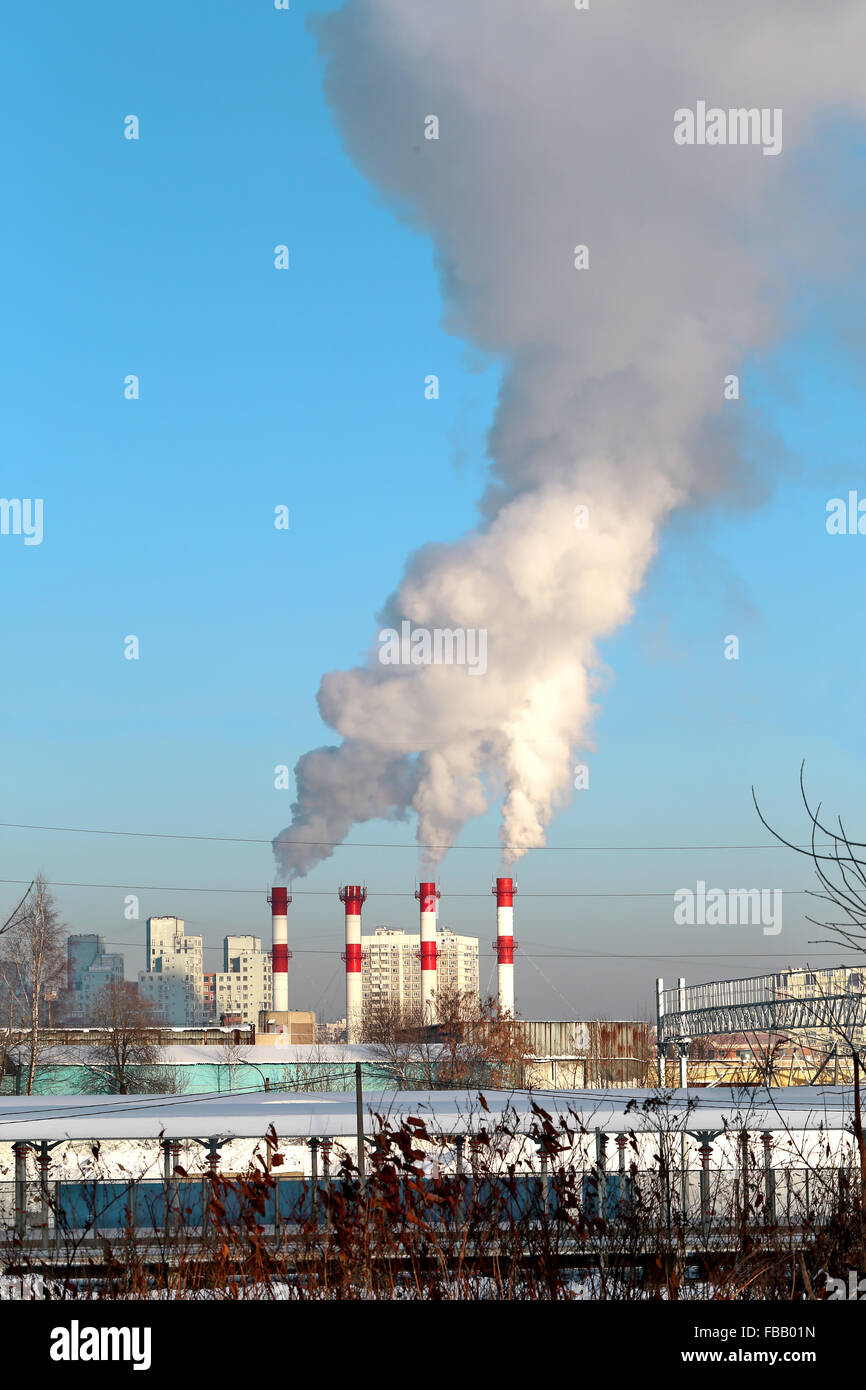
[[753, 762, 866, 955], [218, 1035, 248, 1093], [365, 986, 532, 1090], [0, 979, 26, 1094], [754, 762, 866, 1255], [0, 876, 67, 1094], [77, 980, 184, 1095]]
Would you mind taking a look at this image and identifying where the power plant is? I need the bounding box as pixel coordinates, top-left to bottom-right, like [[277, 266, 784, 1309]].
[[267, 878, 519, 1038]]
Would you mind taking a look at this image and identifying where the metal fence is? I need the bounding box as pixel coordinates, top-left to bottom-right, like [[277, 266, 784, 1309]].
[[0, 1165, 856, 1244]]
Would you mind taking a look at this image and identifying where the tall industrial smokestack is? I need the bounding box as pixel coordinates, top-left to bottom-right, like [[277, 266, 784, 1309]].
[[415, 880, 440, 1025], [269, 886, 292, 1014], [493, 877, 517, 1017], [339, 884, 367, 1043]]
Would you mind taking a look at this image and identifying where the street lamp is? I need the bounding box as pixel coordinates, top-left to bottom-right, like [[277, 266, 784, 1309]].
[[244, 1061, 271, 1092]]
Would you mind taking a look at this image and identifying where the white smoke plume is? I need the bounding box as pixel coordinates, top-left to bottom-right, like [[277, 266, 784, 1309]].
[[274, 0, 866, 879]]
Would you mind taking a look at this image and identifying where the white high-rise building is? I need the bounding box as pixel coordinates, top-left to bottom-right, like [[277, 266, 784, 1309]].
[[211, 935, 273, 1027], [362, 926, 479, 1018], [138, 916, 206, 1026]]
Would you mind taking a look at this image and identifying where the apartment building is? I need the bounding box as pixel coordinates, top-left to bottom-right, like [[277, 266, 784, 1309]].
[[362, 925, 479, 1017], [138, 916, 206, 1026], [65, 935, 125, 1024], [209, 935, 273, 1028]]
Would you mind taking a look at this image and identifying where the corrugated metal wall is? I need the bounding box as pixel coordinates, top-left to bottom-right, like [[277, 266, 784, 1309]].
[[517, 1020, 652, 1088]]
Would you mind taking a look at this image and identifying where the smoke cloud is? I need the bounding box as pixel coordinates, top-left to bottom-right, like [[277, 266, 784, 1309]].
[[274, 0, 866, 879]]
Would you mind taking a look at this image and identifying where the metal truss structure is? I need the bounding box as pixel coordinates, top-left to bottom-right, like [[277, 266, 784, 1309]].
[[657, 967, 866, 1048]]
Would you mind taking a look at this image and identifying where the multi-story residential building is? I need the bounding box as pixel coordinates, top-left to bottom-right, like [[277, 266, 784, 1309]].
[[65, 936, 125, 1024], [138, 917, 206, 1026], [317, 1018, 347, 1043], [67, 935, 104, 993], [80, 954, 124, 1017], [205, 936, 273, 1028], [361, 926, 479, 1018], [203, 972, 216, 1020]]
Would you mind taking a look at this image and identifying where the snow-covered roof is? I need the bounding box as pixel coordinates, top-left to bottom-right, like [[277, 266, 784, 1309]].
[[0, 1086, 855, 1143]]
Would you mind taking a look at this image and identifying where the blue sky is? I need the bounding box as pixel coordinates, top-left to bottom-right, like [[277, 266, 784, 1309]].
[[1, 1, 865, 1020]]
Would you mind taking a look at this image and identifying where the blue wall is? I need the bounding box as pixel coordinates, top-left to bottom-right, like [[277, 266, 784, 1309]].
[[2, 1061, 401, 1096]]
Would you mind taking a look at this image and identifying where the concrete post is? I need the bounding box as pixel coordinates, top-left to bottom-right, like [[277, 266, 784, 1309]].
[[310, 1137, 319, 1221], [595, 1129, 607, 1218], [454, 1134, 465, 1224], [697, 1136, 714, 1239], [454, 1134, 464, 1176], [203, 1139, 220, 1237], [677, 1039, 690, 1090], [321, 1139, 332, 1231], [538, 1143, 550, 1218], [739, 1130, 750, 1228], [762, 1131, 775, 1226], [656, 978, 666, 1086], [677, 978, 688, 1088], [355, 1063, 365, 1193], [13, 1144, 28, 1241], [615, 1134, 629, 1217], [170, 1141, 182, 1229], [163, 1139, 182, 1232], [38, 1140, 51, 1249]]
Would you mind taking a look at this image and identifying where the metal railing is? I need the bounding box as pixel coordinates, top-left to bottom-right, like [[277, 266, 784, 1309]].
[[661, 968, 866, 1019], [0, 1165, 858, 1246]]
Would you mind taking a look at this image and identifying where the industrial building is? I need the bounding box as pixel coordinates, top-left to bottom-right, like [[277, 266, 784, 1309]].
[[517, 1020, 651, 1088], [0, 1024, 647, 1095], [322, 877, 517, 1042]]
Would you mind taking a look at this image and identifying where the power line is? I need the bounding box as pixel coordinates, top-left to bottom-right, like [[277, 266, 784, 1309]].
[[0, 877, 818, 900], [0, 1066, 423, 1128], [0, 1077, 371, 1129], [92, 942, 847, 962], [0, 820, 834, 853], [0, 1076, 853, 1127]]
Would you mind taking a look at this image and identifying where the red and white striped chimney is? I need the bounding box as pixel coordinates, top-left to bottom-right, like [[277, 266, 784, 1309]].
[[493, 877, 517, 1016], [269, 886, 292, 1013], [415, 880, 440, 1024], [339, 884, 367, 1043]]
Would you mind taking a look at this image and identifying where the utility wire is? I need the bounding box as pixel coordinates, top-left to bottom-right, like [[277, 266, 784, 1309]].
[[0, 1076, 850, 1128], [0, 820, 835, 853], [0, 1067, 415, 1128], [0, 877, 819, 900], [91, 942, 851, 961]]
